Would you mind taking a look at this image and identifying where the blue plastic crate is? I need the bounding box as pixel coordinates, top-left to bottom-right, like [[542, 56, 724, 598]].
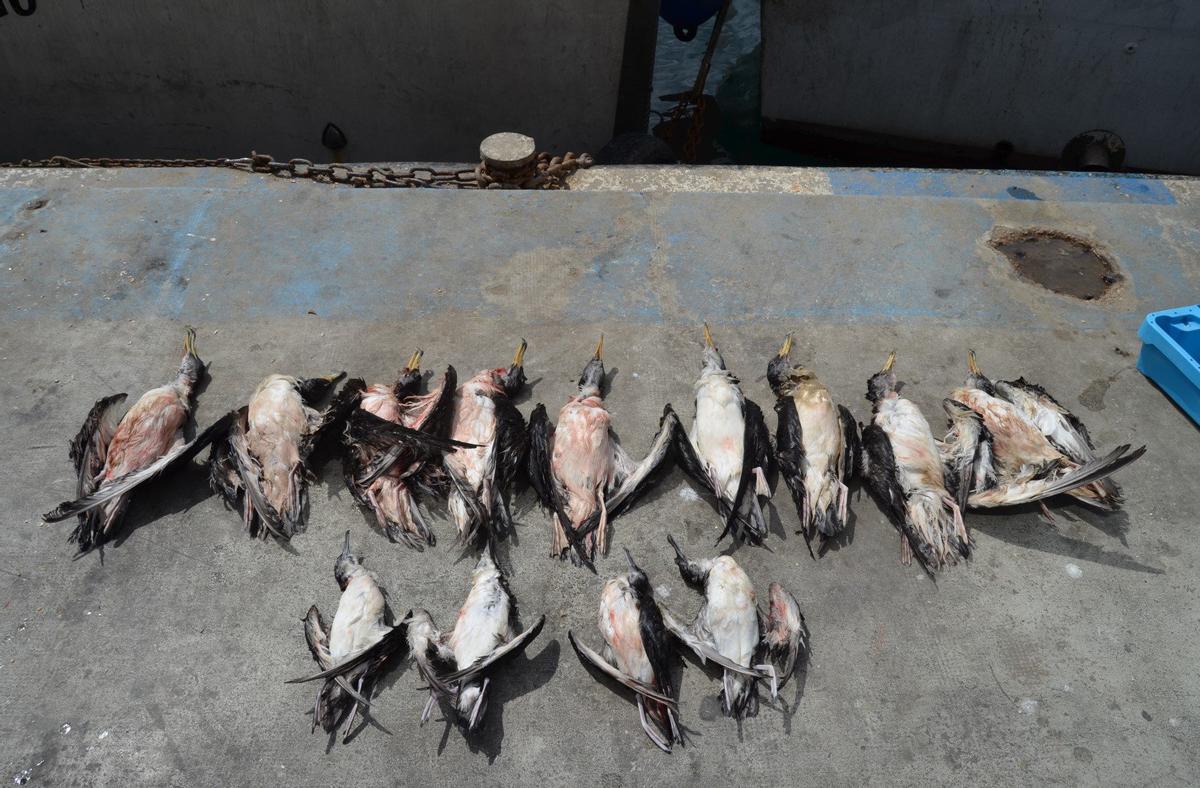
[[1138, 304, 1200, 426]]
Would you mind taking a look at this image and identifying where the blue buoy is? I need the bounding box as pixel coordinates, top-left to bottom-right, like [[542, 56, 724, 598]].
[[660, 0, 724, 41]]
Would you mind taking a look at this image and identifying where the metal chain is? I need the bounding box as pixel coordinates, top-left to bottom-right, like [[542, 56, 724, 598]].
[[0, 150, 593, 190]]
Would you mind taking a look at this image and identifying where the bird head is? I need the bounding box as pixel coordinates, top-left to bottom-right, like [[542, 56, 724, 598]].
[[766, 333, 816, 394], [494, 339, 527, 397], [866, 351, 900, 402], [576, 334, 606, 398], [623, 548, 651, 591], [176, 327, 206, 391], [700, 322, 727, 372], [333, 530, 361, 590], [394, 349, 424, 397], [965, 350, 996, 395]]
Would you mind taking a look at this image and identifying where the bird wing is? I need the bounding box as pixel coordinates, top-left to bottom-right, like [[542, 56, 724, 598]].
[[837, 404, 861, 481], [526, 405, 592, 565], [939, 399, 987, 513], [66, 393, 128, 543], [567, 631, 677, 706], [601, 403, 678, 519], [604, 402, 681, 513], [69, 393, 128, 499], [717, 398, 772, 543], [658, 602, 766, 679], [968, 444, 1145, 508], [637, 585, 678, 699], [773, 397, 808, 545], [44, 411, 236, 522], [347, 407, 478, 489], [1002, 377, 1098, 459], [286, 622, 408, 684], [760, 582, 808, 688], [861, 422, 934, 570], [491, 393, 528, 494], [412, 365, 458, 436], [441, 615, 545, 682], [860, 423, 907, 526], [526, 404, 564, 514], [303, 605, 335, 670], [301, 377, 364, 461], [667, 404, 721, 499], [999, 377, 1120, 504], [231, 410, 290, 538]]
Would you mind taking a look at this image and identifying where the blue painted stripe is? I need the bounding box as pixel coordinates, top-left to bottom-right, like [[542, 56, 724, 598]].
[[826, 170, 1177, 205]]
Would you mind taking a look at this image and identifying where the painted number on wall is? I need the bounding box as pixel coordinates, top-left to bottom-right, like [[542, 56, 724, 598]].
[[0, 0, 38, 17]]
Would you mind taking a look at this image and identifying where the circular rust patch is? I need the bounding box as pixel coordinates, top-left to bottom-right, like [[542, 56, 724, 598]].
[[988, 227, 1121, 300]]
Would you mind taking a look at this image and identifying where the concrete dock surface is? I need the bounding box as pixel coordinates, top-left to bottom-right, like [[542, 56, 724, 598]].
[[0, 165, 1197, 786]]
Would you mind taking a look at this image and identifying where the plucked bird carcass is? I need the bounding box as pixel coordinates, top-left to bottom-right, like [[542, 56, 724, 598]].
[[527, 336, 677, 566], [43, 328, 233, 552]]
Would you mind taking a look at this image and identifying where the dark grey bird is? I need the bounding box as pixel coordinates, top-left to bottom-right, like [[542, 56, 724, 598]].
[[527, 335, 677, 566], [660, 535, 807, 719], [43, 327, 232, 552], [285, 531, 408, 742]]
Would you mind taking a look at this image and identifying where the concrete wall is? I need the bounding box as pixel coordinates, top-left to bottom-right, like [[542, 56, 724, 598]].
[[761, 0, 1200, 173], [0, 0, 633, 161]]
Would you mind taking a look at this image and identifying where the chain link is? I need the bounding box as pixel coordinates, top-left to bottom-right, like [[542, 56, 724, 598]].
[[0, 149, 593, 190]]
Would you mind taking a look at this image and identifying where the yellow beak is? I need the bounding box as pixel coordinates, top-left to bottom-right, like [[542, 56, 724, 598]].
[[593, 333, 604, 360], [776, 333, 793, 358], [967, 349, 980, 375], [183, 326, 197, 355], [703, 322, 715, 348], [881, 350, 897, 373], [512, 339, 527, 368], [406, 349, 424, 371]]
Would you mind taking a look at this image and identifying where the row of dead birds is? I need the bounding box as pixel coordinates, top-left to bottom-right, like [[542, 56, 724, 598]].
[[282, 528, 805, 750], [41, 325, 1145, 751]]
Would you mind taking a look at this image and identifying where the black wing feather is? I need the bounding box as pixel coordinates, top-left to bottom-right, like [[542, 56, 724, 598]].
[[69, 393, 127, 496], [303, 377, 364, 461], [861, 423, 933, 570], [635, 586, 675, 699], [718, 398, 770, 544], [492, 394, 528, 494], [773, 397, 810, 549], [837, 404, 860, 481], [44, 411, 236, 523], [668, 405, 720, 499], [414, 366, 458, 437], [525, 404, 592, 566]]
